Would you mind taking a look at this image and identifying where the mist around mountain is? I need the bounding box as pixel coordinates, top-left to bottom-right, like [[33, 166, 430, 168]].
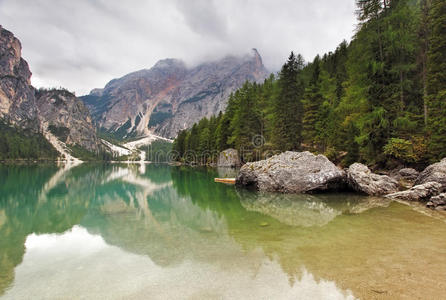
[[81, 49, 269, 139], [173, 0, 446, 168]]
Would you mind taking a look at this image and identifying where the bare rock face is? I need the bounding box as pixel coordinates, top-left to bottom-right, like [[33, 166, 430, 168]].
[[0, 25, 38, 128], [385, 182, 443, 201], [427, 193, 446, 211], [36, 89, 100, 152], [82, 49, 269, 139], [415, 158, 446, 188], [0, 26, 101, 158], [398, 168, 419, 181], [236, 151, 347, 193], [217, 148, 241, 168], [347, 163, 399, 195]]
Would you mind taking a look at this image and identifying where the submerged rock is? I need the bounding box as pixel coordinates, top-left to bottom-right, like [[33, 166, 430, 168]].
[[217, 148, 241, 168], [415, 158, 446, 188], [385, 182, 443, 202], [427, 193, 446, 211], [238, 189, 391, 227], [347, 163, 399, 195], [236, 151, 346, 193], [240, 193, 342, 227]]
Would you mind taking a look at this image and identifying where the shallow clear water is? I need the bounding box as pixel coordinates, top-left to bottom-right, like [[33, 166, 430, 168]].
[[0, 164, 445, 299]]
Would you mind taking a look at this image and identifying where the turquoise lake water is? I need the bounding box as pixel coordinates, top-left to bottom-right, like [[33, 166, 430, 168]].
[[0, 163, 445, 299]]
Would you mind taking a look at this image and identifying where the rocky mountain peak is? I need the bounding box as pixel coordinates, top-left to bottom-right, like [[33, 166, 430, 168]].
[[82, 50, 269, 139], [251, 48, 263, 67], [0, 25, 101, 159], [0, 25, 31, 83], [153, 58, 186, 70], [0, 25, 36, 127], [36, 89, 100, 153]]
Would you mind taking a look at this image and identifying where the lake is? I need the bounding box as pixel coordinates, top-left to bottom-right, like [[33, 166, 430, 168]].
[[0, 164, 445, 299]]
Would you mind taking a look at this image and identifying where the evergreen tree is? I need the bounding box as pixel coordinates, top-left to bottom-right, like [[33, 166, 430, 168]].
[[418, 0, 432, 126], [172, 0, 443, 167], [426, 0, 446, 160], [229, 82, 262, 160], [302, 56, 323, 149], [273, 52, 305, 151]]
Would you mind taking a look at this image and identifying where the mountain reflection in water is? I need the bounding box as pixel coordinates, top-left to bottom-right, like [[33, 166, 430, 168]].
[[0, 164, 445, 299]]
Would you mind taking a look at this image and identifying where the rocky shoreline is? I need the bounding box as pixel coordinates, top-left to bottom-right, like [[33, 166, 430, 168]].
[[233, 151, 446, 211]]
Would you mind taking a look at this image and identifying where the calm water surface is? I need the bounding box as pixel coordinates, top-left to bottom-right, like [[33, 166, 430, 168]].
[[0, 164, 445, 299]]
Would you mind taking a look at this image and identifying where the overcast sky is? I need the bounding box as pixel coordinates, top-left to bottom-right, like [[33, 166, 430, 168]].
[[0, 0, 357, 95]]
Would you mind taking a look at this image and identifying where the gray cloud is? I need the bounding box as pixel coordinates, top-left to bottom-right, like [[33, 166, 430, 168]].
[[0, 0, 356, 95]]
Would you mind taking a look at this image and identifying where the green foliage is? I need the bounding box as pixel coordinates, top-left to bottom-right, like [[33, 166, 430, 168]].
[[145, 140, 173, 162], [68, 145, 99, 161], [0, 121, 59, 161], [383, 138, 417, 163], [273, 52, 305, 151], [148, 111, 172, 127], [426, 0, 446, 161], [48, 125, 70, 143], [173, 0, 444, 167]]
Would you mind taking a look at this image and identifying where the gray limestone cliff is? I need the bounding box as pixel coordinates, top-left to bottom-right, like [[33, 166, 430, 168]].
[[36, 89, 100, 152], [0, 25, 38, 129], [0, 25, 100, 157]]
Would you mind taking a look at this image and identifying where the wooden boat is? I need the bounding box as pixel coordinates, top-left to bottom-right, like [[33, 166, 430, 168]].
[[214, 178, 236, 184]]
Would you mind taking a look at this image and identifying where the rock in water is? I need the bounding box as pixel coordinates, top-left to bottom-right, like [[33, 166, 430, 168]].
[[385, 182, 443, 201], [236, 151, 346, 193], [347, 163, 399, 195], [415, 158, 446, 188], [217, 149, 241, 168], [427, 193, 446, 210]]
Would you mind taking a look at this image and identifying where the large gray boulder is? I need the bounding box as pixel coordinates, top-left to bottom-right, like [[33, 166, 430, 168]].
[[427, 193, 446, 211], [217, 149, 241, 168], [236, 151, 346, 193], [385, 182, 443, 201], [347, 163, 399, 195], [415, 158, 446, 187]]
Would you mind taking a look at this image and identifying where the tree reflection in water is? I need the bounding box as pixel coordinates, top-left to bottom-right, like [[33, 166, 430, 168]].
[[1, 164, 446, 299]]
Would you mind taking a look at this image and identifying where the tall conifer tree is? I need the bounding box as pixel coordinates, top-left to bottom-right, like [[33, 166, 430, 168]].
[[426, 0, 446, 159], [273, 52, 305, 151]]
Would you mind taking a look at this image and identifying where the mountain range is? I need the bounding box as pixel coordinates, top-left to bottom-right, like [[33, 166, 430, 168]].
[[0, 24, 269, 160]]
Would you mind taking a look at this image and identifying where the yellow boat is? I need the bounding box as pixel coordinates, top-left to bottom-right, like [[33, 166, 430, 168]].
[[214, 178, 236, 184]]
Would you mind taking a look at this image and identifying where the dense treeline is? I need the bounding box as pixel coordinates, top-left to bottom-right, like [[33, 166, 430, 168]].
[[173, 0, 446, 168], [0, 121, 59, 160], [143, 140, 173, 162], [0, 120, 114, 161]]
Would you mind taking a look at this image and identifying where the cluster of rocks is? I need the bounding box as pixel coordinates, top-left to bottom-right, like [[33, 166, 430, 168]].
[[385, 158, 446, 210], [234, 151, 446, 211], [347, 163, 399, 195]]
